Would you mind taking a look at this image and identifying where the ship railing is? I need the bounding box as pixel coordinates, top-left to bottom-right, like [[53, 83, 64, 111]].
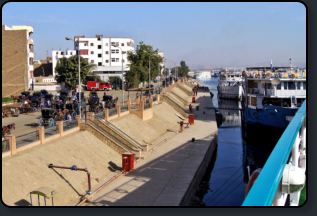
[[243, 100, 306, 206]]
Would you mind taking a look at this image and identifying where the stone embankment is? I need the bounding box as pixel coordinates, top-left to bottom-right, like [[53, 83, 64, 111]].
[[2, 79, 194, 206]]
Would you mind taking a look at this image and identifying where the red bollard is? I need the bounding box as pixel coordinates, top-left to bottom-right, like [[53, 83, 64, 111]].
[[180, 121, 184, 132], [192, 97, 195, 103]]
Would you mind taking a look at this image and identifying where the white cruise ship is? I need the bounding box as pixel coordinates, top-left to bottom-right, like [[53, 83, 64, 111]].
[[194, 71, 211, 79], [217, 71, 244, 100]]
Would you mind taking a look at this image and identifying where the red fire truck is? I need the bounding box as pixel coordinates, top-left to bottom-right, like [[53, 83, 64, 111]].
[[87, 81, 112, 91]]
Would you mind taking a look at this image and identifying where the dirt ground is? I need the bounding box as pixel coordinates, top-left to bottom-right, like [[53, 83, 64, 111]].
[[2, 131, 122, 206]]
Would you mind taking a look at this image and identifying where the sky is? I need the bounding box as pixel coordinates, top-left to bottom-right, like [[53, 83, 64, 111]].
[[2, 2, 306, 69]]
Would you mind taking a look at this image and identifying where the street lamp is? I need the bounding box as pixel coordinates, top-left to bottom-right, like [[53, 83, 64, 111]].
[[65, 37, 81, 119], [112, 44, 124, 106]]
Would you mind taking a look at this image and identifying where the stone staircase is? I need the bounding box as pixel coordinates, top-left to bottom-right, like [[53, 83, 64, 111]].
[[177, 83, 193, 96], [95, 119, 143, 151], [161, 94, 189, 118]]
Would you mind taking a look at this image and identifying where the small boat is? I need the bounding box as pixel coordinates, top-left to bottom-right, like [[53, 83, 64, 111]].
[[217, 70, 244, 101]]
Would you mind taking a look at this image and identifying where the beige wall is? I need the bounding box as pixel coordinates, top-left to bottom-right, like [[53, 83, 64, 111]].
[[2, 25, 28, 97]]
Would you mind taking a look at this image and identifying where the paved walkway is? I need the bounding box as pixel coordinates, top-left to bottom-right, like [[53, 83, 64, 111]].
[[83, 89, 218, 206]]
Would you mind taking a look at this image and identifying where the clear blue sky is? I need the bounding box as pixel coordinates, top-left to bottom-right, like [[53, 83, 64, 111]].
[[2, 2, 306, 69]]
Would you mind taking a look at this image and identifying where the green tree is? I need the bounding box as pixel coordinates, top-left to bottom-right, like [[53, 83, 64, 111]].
[[54, 55, 97, 88], [126, 41, 163, 86], [172, 60, 190, 78], [108, 76, 123, 90]]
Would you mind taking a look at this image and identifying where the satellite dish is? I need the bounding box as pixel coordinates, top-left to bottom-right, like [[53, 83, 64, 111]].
[[271, 79, 281, 85]]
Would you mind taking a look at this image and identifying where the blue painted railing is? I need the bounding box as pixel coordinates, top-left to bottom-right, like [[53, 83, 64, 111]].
[[242, 100, 306, 206]]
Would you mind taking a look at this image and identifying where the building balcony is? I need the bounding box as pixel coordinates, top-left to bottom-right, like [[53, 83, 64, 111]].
[[29, 52, 34, 58]]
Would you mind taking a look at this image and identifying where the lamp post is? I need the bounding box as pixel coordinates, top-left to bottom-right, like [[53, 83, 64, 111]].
[[112, 45, 124, 106], [66, 37, 81, 118]]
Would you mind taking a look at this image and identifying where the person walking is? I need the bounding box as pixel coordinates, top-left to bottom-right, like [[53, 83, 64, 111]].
[[195, 87, 197, 96]]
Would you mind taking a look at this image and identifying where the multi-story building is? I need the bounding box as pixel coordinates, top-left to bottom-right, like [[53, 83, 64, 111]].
[[52, 35, 134, 82], [2, 25, 34, 97]]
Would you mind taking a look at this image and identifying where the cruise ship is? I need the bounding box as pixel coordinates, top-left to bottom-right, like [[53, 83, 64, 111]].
[[194, 71, 211, 79], [217, 71, 244, 100], [242, 66, 306, 144]]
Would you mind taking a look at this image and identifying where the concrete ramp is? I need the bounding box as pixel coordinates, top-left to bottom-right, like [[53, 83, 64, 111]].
[[2, 131, 122, 206]]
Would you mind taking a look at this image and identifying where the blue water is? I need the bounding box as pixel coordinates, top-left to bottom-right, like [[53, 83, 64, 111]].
[[196, 77, 274, 206]]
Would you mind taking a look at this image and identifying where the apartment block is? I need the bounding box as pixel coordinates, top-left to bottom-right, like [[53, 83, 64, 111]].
[[52, 35, 134, 82], [2, 25, 34, 97]]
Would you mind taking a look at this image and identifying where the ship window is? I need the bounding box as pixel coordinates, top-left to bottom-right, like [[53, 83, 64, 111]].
[[254, 82, 258, 88], [297, 82, 301, 89], [277, 83, 281, 90], [284, 82, 288, 90], [303, 82, 306, 90], [288, 82, 295, 90]]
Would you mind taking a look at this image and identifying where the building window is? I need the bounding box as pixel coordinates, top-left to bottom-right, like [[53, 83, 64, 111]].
[[116, 50, 119, 54], [122, 51, 126, 54], [122, 59, 125, 63], [98, 54, 102, 58], [121, 43, 124, 46], [116, 58, 119, 62], [111, 42, 119, 46], [277, 83, 281, 90], [70, 52, 72, 55], [127, 42, 130, 46], [98, 62, 102, 66], [84, 43, 87, 46], [80, 50, 88, 55], [105, 43, 108, 46], [90, 43, 94, 46], [91, 60, 94, 63], [98, 45, 101, 49], [106, 60, 109, 63], [56, 52, 59, 54], [91, 51, 94, 54], [111, 58, 115, 62], [105, 51, 109, 54], [111, 50, 115, 54], [61, 52, 64, 55]]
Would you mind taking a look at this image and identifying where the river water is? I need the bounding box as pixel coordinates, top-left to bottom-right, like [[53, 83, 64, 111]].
[[194, 77, 275, 207]]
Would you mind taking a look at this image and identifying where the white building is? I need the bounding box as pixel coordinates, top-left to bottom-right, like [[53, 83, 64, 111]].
[[52, 35, 134, 82], [158, 51, 164, 75]]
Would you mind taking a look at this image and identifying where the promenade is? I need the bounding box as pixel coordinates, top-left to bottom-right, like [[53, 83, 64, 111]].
[[83, 89, 218, 206]]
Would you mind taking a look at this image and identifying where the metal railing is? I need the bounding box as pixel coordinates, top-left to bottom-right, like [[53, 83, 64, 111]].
[[63, 119, 78, 132], [87, 119, 133, 152], [165, 94, 189, 112], [95, 111, 105, 120], [243, 100, 306, 206], [45, 125, 59, 138], [2, 140, 10, 153], [109, 108, 117, 117], [144, 102, 151, 110], [16, 131, 40, 149], [103, 120, 143, 149], [121, 105, 128, 113], [171, 91, 188, 104], [130, 103, 138, 110]]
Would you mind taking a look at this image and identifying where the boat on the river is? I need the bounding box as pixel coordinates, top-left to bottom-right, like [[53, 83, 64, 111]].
[[217, 70, 244, 101], [242, 66, 306, 144], [194, 71, 211, 79]]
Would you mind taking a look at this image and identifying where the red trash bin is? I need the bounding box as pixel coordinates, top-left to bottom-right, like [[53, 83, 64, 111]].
[[192, 97, 195, 103], [189, 114, 194, 124], [122, 153, 134, 173]]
